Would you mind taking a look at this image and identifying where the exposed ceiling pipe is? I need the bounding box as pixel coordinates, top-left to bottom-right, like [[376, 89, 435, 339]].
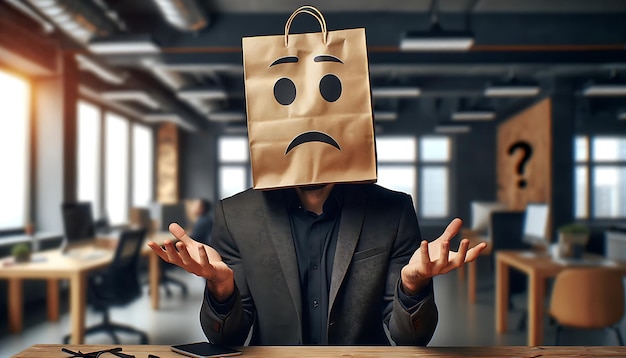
[[4, 0, 55, 34], [152, 0, 209, 32], [26, 0, 124, 43]]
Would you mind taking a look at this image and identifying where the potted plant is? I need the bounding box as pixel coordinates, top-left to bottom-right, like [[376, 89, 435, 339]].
[[11, 243, 32, 263], [557, 223, 590, 258]]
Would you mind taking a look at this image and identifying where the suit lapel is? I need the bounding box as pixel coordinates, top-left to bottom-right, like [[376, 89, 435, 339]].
[[329, 185, 367, 313], [262, 190, 302, 326]]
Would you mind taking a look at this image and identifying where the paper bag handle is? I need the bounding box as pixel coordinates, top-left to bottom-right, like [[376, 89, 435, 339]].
[[284, 5, 328, 47]]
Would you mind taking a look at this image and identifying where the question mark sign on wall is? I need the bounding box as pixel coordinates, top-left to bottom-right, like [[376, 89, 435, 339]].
[[507, 141, 533, 189]]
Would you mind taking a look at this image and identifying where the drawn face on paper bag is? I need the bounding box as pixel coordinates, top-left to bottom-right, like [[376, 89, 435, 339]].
[[271, 54, 344, 154], [243, 30, 376, 190]]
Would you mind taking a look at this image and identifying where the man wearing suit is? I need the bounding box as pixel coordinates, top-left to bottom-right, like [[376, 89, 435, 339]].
[[148, 6, 486, 346], [150, 184, 485, 345]]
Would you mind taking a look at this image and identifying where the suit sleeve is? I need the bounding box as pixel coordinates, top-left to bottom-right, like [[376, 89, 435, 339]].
[[199, 200, 255, 345], [384, 194, 438, 345]]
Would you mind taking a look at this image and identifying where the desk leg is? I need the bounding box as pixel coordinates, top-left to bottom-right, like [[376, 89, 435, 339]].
[[47, 279, 60, 321], [8, 278, 23, 333], [150, 251, 160, 310], [495, 258, 509, 333], [69, 273, 87, 344], [528, 272, 545, 346], [468, 261, 477, 304]]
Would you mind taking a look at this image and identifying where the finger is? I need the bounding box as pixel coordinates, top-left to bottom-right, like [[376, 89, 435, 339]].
[[176, 241, 194, 266], [198, 245, 214, 277], [453, 239, 470, 266], [168, 222, 195, 244], [163, 240, 182, 264], [437, 218, 463, 244], [464, 242, 488, 263], [420, 240, 430, 266], [434, 241, 450, 272], [147, 242, 170, 262]]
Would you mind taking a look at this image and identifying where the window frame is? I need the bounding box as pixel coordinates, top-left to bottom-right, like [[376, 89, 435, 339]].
[[575, 135, 626, 220], [216, 135, 252, 199]]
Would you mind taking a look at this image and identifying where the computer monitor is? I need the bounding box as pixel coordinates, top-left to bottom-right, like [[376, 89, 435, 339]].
[[522, 203, 550, 249], [61, 202, 95, 251]]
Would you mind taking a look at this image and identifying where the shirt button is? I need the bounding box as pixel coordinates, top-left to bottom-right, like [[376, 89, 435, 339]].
[[312, 265, 318, 270], [313, 300, 319, 308]]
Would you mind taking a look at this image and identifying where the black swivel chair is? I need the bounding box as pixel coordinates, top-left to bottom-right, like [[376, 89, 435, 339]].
[[490, 211, 530, 330], [64, 228, 149, 344]]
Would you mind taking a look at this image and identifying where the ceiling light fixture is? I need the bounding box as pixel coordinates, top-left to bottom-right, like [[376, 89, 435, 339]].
[[209, 111, 246, 122], [75, 54, 126, 85], [143, 113, 196, 131], [582, 82, 626, 96], [89, 34, 161, 54], [582, 70, 626, 96], [400, 0, 474, 52], [178, 87, 228, 100], [101, 90, 160, 110], [434, 125, 471, 134], [451, 110, 496, 121], [484, 76, 540, 97], [374, 111, 398, 121], [372, 87, 421, 98]]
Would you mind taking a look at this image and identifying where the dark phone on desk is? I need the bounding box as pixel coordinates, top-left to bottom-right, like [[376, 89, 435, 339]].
[[170, 342, 242, 358]]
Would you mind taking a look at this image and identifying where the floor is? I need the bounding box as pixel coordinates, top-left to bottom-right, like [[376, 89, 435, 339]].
[[1, 259, 625, 357]]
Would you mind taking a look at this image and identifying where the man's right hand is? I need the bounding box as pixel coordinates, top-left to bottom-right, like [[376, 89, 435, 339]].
[[147, 223, 235, 302]]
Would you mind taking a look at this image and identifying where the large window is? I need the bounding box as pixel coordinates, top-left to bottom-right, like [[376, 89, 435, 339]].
[[216, 135, 453, 219], [77, 101, 101, 218], [132, 123, 154, 207], [377, 136, 451, 219], [218, 137, 250, 199], [0, 70, 30, 230], [78, 101, 154, 225], [575, 136, 626, 219], [105, 112, 130, 225]]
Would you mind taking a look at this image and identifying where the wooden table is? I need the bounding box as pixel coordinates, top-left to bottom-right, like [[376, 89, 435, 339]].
[[495, 250, 626, 346], [12, 344, 626, 357], [0, 232, 172, 344]]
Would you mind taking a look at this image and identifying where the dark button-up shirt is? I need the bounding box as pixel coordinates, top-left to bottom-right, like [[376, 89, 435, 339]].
[[286, 187, 342, 345]]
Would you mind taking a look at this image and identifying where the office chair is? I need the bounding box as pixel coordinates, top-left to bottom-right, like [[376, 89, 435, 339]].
[[63, 228, 149, 344], [490, 211, 530, 330], [549, 268, 624, 345]]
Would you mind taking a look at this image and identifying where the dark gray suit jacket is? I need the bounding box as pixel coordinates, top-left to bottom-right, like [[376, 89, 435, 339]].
[[200, 184, 438, 345]]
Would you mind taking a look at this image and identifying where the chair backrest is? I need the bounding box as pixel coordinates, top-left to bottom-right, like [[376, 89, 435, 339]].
[[105, 228, 147, 303], [489, 211, 527, 251], [549, 268, 625, 329]]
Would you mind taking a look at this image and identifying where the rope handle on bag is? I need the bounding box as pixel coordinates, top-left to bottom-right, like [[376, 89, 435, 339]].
[[284, 5, 328, 47]]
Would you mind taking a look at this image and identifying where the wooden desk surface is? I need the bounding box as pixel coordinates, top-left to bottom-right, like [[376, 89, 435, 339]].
[[496, 250, 626, 276], [0, 232, 172, 279], [12, 344, 626, 357]]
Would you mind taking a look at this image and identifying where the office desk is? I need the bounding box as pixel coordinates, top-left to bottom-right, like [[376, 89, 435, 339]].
[[495, 250, 626, 346], [12, 344, 626, 357], [0, 232, 172, 344]]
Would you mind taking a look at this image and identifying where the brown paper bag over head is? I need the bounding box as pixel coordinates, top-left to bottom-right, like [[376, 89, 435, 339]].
[[243, 5, 377, 190]]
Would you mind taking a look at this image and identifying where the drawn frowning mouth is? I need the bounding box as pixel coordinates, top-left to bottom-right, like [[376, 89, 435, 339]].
[[285, 131, 341, 155]]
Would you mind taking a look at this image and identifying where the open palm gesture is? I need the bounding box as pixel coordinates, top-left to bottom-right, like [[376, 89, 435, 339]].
[[147, 223, 234, 301], [401, 218, 487, 294]]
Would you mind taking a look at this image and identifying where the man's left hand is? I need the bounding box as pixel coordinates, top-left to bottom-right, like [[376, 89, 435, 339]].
[[400, 218, 487, 295]]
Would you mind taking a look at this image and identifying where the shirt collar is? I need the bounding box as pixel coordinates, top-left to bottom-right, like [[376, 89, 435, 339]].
[[285, 184, 344, 218]]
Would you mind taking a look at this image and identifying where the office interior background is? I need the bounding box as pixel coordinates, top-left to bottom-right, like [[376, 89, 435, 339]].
[[1, 0, 626, 355]]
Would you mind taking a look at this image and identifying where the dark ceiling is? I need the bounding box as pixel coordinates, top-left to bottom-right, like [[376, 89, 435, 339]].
[[3, 0, 626, 133]]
